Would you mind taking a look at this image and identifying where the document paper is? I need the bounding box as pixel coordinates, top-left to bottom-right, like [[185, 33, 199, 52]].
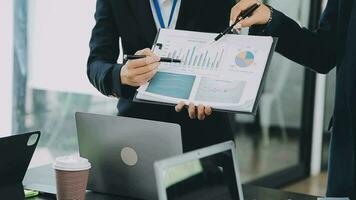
[[136, 29, 274, 113]]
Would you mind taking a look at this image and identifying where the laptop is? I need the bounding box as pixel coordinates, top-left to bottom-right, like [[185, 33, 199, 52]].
[[154, 141, 244, 200], [75, 112, 183, 200]]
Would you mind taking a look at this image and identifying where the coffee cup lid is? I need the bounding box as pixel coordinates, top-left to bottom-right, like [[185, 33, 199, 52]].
[[53, 155, 91, 171]]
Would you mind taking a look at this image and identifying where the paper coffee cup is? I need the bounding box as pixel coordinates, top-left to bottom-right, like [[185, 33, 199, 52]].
[[53, 156, 91, 200]]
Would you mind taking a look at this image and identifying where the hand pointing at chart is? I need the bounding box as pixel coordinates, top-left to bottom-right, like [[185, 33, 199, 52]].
[[230, 0, 271, 29]]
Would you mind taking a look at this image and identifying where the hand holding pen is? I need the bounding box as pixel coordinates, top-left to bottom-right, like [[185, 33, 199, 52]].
[[121, 48, 182, 87], [120, 48, 161, 87], [213, 2, 261, 42], [212, 1, 272, 43], [230, 0, 272, 29]]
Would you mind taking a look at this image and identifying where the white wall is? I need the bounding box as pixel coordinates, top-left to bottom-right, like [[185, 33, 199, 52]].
[[27, 0, 100, 95], [0, 0, 14, 136]]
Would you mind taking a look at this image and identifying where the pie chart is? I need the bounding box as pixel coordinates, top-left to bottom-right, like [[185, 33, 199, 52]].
[[235, 51, 254, 68]]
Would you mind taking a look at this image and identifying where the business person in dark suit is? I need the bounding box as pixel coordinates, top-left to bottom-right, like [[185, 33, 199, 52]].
[[87, 0, 236, 152], [230, 0, 356, 198]]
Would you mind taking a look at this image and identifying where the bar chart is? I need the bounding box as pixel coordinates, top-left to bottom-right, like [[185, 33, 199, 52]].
[[164, 46, 225, 70]]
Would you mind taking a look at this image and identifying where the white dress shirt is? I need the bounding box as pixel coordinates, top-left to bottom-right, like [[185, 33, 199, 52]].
[[150, 0, 182, 30]]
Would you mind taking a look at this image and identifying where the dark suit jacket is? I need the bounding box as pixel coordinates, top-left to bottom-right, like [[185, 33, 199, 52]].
[[251, 0, 356, 198], [87, 0, 236, 152]]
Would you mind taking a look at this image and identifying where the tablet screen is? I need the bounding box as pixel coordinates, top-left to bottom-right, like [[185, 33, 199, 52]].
[[162, 150, 240, 200]]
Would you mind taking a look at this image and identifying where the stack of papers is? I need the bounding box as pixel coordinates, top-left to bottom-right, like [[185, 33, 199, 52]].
[[135, 29, 276, 114]]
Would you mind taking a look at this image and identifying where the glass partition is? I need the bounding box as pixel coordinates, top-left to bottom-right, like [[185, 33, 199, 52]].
[[234, 0, 314, 185], [13, 0, 118, 168]]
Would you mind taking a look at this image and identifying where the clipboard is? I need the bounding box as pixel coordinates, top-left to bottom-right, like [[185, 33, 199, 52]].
[[133, 30, 278, 115], [0, 131, 41, 200]]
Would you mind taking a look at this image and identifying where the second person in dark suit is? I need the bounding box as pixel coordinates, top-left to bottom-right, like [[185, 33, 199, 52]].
[[230, 0, 356, 198]]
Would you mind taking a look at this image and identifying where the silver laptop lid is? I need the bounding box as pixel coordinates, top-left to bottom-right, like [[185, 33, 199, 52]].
[[75, 112, 182, 200], [154, 141, 244, 200]]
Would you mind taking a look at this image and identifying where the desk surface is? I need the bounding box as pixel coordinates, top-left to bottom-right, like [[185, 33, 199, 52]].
[[25, 165, 318, 200], [29, 185, 318, 200]]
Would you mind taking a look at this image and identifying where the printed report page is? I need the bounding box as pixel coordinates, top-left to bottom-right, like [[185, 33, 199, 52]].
[[137, 29, 273, 113]]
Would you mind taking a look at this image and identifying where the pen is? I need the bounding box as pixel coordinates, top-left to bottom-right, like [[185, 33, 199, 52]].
[[213, 3, 261, 43], [124, 55, 181, 63]]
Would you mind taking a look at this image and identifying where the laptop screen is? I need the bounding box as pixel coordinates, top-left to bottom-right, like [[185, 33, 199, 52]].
[[161, 149, 240, 200]]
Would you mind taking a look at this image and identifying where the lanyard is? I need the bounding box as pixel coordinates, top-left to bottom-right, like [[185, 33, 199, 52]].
[[152, 0, 178, 28]]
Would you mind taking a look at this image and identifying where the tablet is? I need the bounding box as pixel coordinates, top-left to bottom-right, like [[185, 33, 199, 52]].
[[0, 131, 41, 200]]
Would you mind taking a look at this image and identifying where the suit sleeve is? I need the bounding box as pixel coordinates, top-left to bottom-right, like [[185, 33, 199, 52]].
[[250, 0, 338, 74], [87, 0, 130, 98]]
